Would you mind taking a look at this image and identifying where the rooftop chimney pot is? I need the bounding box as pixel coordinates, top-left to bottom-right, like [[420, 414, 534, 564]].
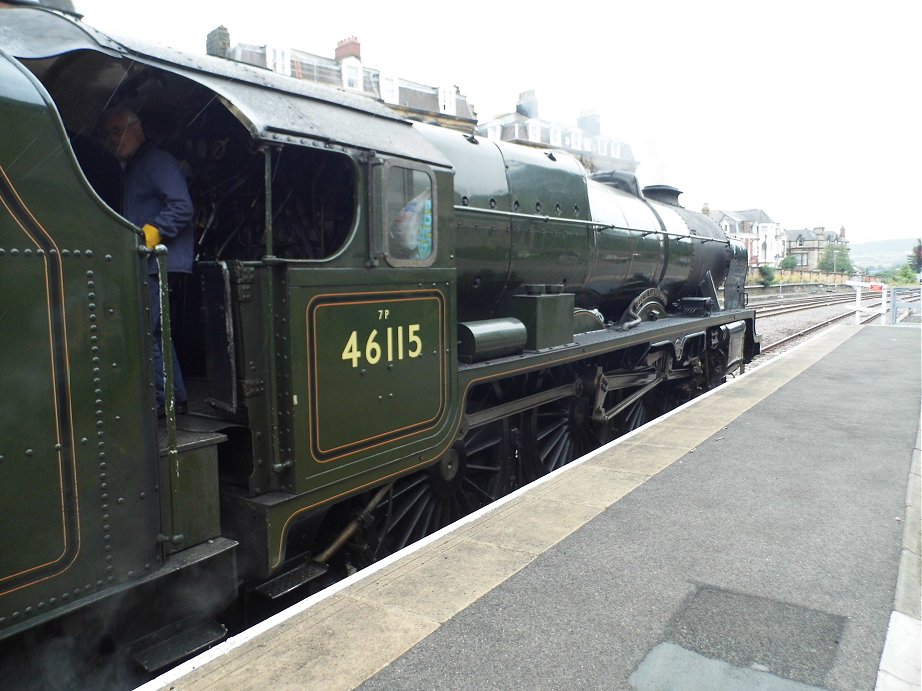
[[335, 36, 361, 62]]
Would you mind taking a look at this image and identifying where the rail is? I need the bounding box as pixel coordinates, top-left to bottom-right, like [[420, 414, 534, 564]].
[[754, 293, 861, 318], [761, 310, 880, 353]]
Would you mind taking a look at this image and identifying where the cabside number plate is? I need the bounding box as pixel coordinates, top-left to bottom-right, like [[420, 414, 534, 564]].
[[307, 290, 446, 462]]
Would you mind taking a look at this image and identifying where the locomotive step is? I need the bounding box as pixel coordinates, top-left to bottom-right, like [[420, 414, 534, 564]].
[[252, 561, 330, 600], [131, 618, 227, 673]]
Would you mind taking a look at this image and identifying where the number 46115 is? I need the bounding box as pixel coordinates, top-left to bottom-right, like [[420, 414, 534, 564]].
[[341, 325, 422, 368]]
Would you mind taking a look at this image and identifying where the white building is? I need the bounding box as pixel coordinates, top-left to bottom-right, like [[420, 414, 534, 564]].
[[707, 208, 785, 267], [477, 91, 637, 173]]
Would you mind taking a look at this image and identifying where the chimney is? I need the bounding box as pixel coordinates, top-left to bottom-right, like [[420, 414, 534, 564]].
[[577, 110, 600, 137], [702, 202, 711, 216], [335, 36, 361, 62], [516, 90, 538, 119], [206, 26, 230, 58]]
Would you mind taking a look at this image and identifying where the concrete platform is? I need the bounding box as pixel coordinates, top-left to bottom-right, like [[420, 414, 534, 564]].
[[141, 324, 921, 691]]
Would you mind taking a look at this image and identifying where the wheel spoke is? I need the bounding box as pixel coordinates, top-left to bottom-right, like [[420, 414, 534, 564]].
[[535, 415, 567, 445], [390, 474, 428, 503], [386, 483, 428, 529], [456, 490, 477, 516], [541, 425, 569, 471], [397, 493, 433, 549], [465, 429, 503, 457], [629, 402, 644, 429], [466, 462, 501, 475], [462, 475, 496, 503], [551, 436, 572, 472]]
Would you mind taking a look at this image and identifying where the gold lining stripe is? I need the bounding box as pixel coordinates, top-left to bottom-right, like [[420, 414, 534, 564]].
[[0, 165, 80, 594]]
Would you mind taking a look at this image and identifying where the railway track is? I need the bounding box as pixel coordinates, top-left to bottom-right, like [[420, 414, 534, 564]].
[[754, 287, 919, 357], [760, 310, 881, 354], [753, 292, 866, 318]]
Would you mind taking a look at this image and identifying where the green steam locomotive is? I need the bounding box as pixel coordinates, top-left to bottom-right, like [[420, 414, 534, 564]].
[[0, 3, 758, 681]]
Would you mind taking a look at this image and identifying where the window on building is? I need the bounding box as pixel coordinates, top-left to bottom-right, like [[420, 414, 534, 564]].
[[347, 65, 359, 89], [528, 121, 539, 142], [438, 85, 457, 116], [381, 76, 398, 103]]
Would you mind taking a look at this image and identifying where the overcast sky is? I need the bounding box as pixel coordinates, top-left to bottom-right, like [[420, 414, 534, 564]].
[[76, 0, 920, 245]]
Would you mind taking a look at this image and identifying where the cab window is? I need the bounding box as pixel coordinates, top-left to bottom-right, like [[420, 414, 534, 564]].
[[383, 164, 435, 266], [271, 146, 356, 260]]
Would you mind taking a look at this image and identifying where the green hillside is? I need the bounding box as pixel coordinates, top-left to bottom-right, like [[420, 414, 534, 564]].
[[849, 238, 917, 270]]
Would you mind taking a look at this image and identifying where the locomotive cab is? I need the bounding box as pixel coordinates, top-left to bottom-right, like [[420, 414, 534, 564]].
[[0, 2, 454, 612]]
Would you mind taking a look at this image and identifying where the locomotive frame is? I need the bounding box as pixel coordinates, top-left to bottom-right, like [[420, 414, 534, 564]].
[[0, 5, 758, 681]]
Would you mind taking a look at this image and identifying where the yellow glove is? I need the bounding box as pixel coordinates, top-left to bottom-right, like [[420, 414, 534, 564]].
[[142, 224, 161, 249]]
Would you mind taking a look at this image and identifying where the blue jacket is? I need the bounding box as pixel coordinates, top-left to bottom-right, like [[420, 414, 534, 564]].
[[122, 145, 194, 275]]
